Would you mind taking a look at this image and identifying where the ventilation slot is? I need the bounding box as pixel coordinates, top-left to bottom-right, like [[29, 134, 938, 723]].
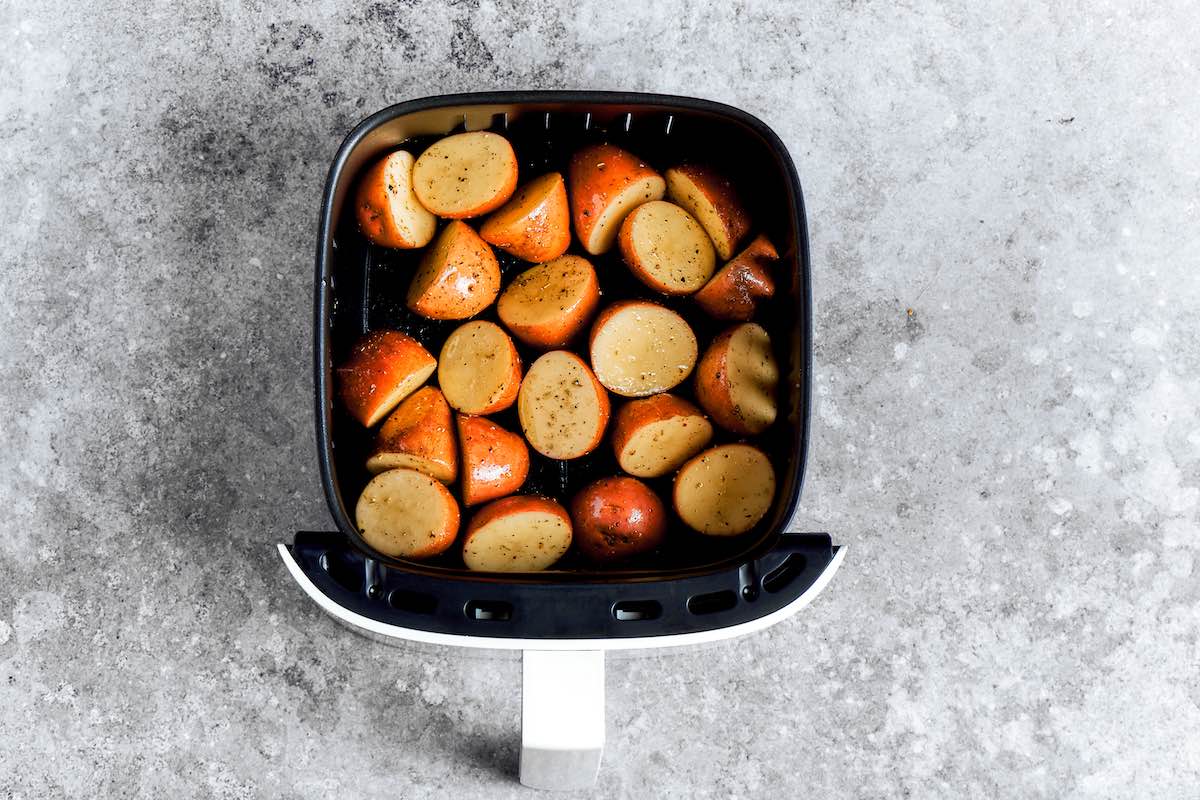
[[762, 554, 807, 594], [389, 589, 437, 616], [612, 600, 662, 622], [687, 590, 738, 616], [466, 601, 512, 622]]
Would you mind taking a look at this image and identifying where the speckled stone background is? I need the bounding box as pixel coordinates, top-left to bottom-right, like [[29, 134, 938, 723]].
[[3, 0, 1198, 797]]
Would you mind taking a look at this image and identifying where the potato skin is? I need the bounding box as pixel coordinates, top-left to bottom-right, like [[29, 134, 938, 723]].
[[479, 172, 571, 263], [354, 151, 436, 249], [665, 164, 751, 260], [367, 386, 457, 481], [569, 144, 665, 255], [570, 477, 667, 562], [496, 255, 600, 349], [457, 414, 530, 506], [694, 323, 777, 435], [693, 234, 778, 321], [337, 330, 436, 427], [406, 221, 501, 320]]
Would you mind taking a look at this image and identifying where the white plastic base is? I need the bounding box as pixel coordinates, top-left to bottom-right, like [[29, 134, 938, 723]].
[[520, 650, 605, 791]]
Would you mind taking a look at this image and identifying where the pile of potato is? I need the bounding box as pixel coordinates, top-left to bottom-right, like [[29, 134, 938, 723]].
[[339, 130, 781, 572]]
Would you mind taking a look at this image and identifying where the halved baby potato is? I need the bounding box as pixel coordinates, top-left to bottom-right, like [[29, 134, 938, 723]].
[[355, 468, 461, 558], [694, 322, 779, 435], [479, 172, 571, 263], [354, 150, 437, 249], [406, 221, 501, 320], [462, 495, 572, 572], [693, 234, 778, 321], [665, 164, 750, 260], [438, 321, 522, 415], [518, 351, 610, 460], [589, 301, 698, 397], [618, 200, 716, 295], [412, 131, 518, 218], [367, 386, 457, 482], [496, 255, 600, 349], [611, 393, 713, 478], [673, 444, 775, 536], [457, 414, 530, 507], [569, 144, 666, 255], [337, 330, 437, 427]]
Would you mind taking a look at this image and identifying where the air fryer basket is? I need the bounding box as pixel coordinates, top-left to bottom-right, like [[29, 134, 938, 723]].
[[295, 91, 836, 639]]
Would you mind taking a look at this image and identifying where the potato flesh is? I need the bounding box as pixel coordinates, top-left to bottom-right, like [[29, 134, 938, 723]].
[[665, 168, 745, 260], [361, 365, 435, 428], [519, 352, 606, 459], [356, 469, 459, 557], [381, 152, 437, 247], [591, 305, 697, 397], [624, 201, 715, 293], [584, 176, 665, 255], [439, 322, 518, 414], [498, 256, 595, 330], [413, 131, 517, 217], [727, 323, 779, 432], [674, 445, 775, 535], [463, 510, 571, 571], [618, 415, 713, 478]]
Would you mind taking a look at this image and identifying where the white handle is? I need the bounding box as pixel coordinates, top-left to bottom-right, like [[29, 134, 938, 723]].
[[520, 650, 605, 791]]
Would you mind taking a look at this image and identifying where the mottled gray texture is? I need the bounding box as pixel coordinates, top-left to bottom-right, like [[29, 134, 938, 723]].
[[2, 0, 1198, 797]]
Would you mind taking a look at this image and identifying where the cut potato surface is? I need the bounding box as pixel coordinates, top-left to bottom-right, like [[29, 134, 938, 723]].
[[479, 172, 571, 263], [611, 394, 713, 478], [412, 131, 518, 218], [518, 351, 610, 460], [589, 301, 698, 397], [457, 414, 530, 507], [570, 144, 666, 255], [665, 165, 750, 260], [673, 444, 775, 536], [694, 322, 779, 435], [438, 321, 522, 415], [337, 330, 437, 427], [356, 468, 461, 558], [367, 386, 457, 482], [463, 496, 572, 572], [406, 221, 501, 320], [618, 200, 716, 295], [497, 255, 600, 349], [693, 234, 778, 321], [354, 150, 437, 249]]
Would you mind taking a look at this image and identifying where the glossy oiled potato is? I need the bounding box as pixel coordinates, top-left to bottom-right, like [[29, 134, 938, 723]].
[[618, 200, 715, 294], [412, 131, 518, 218], [694, 322, 779, 435], [356, 468, 461, 558], [337, 330, 436, 427], [462, 495, 572, 572], [610, 393, 713, 478], [693, 234, 778, 321], [438, 321, 522, 415], [673, 444, 775, 536], [665, 164, 750, 260], [589, 301, 698, 397], [518, 351, 610, 460], [570, 476, 666, 562], [569, 144, 665, 255], [406, 221, 501, 320], [354, 150, 437, 249], [496, 255, 600, 349], [479, 172, 571, 263], [457, 414, 530, 507], [367, 386, 457, 482]]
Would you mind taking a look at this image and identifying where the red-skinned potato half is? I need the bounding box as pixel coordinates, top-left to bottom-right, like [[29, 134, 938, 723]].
[[665, 164, 751, 260], [569, 144, 666, 255], [366, 386, 457, 482], [618, 200, 716, 295], [693, 234, 778, 321], [337, 330, 437, 427], [673, 444, 775, 536], [518, 350, 610, 460], [355, 468, 461, 558], [479, 172, 571, 263], [438, 320, 522, 415], [354, 150, 437, 249], [694, 322, 779, 435], [570, 476, 667, 563], [610, 393, 713, 478], [462, 495, 573, 572], [412, 131, 519, 218], [589, 300, 698, 397], [456, 414, 530, 507], [496, 255, 600, 349], [406, 221, 501, 321]]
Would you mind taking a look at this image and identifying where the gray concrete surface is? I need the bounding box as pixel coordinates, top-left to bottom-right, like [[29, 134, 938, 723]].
[[2, 1, 1198, 797]]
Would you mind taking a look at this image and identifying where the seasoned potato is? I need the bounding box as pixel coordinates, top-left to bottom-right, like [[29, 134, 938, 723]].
[[589, 301, 698, 397], [618, 200, 716, 294], [496, 255, 600, 349], [438, 321, 522, 415], [569, 144, 665, 255], [693, 234, 778, 321], [673, 444, 775, 536], [665, 165, 750, 260], [570, 476, 667, 562], [354, 150, 437, 249], [479, 172, 571, 263], [462, 495, 572, 572], [412, 131, 518, 218], [367, 386, 457, 482], [337, 330, 437, 427], [457, 414, 530, 507], [694, 322, 779, 435], [406, 221, 501, 320], [356, 468, 460, 558], [518, 351, 610, 460], [610, 393, 713, 478]]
